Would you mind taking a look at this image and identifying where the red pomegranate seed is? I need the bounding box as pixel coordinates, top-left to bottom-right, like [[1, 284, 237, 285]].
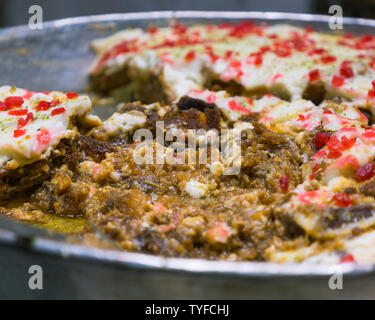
[[333, 192, 353, 207], [308, 69, 320, 82], [279, 175, 289, 193], [51, 107, 65, 116], [356, 162, 375, 181], [313, 132, 330, 149], [331, 75, 345, 87], [13, 129, 26, 138]]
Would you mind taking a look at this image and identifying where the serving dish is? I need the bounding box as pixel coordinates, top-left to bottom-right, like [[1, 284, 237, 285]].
[[2, 11, 375, 299]]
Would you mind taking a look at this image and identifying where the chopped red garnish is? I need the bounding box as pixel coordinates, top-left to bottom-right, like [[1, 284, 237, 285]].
[[36, 129, 51, 146], [26, 112, 34, 122], [368, 89, 375, 99], [5, 96, 24, 109], [185, 50, 196, 62], [8, 109, 28, 116], [230, 60, 241, 68], [206, 92, 217, 103], [372, 80, 375, 89], [336, 155, 360, 170], [340, 254, 356, 263], [308, 48, 326, 56], [66, 92, 78, 99], [219, 23, 231, 29], [225, 50, 233, 59], [36, 101, 50, 111], [333, 192, 353, 207], [254, 54, 263, 66], [13, 129, 26, 138], [49, 100, 60, 108], [331, 75, 345, 87], [17, 117, 27, 128], [172, 23, 187, 34], [370, 58, 375, 70], [304, 25, 314, 33], [153, 202, 165, 212], [206, 222, 230, 244], [327, 149, 342, 159], [326, 135, 340, 150], [147, 26, 158, 34], [246, 97, 254, 105], [339, 63, 354, 78], [308, 69, 320, 82], [51, 107, 65, 116], [344, 33, 355, 39], [340, 136, 356, 150], [321, 55, 337, 64], [274, 47, 291, 57], [313, 132, 330, 149], [356, 162, 375, 182], [17, 112, 34, 129], [228, 99, 251, 114], [362, 129, 375, 141], [0, 102, 7, 111], [279, 175, 289, 193]]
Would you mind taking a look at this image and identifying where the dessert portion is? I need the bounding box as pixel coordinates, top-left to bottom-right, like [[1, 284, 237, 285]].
[[3, 21, 375, 264], [0, 86, 92, 200], [90, 22, 375, 106]]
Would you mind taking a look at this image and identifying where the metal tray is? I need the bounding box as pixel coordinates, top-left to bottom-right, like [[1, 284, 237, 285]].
[[1, 11, 375, 299]]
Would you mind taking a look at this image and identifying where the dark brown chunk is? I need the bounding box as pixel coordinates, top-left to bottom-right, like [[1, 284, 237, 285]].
[[360, 181, 375, 197], [80, 136, 116, 162], [177, 95, 216, 113], [359, 107, 373, 126], [302, 80, 326, 105], [325, 204, 375, 229], [204, 106, 221, 129], [0, 138, 81, 201]]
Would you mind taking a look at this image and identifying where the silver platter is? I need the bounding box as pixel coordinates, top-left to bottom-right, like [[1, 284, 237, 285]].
[[1, 11, 375, 299]]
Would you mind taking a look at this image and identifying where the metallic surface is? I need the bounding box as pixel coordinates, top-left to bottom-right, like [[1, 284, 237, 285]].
[[1, 11, 375, 299]]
